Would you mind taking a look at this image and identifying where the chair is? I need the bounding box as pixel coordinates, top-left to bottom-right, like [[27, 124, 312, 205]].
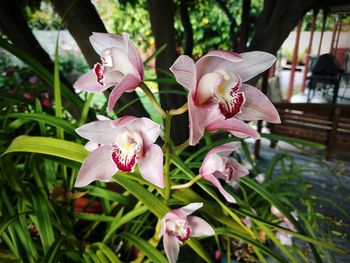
[[307, 53, 341, 103]]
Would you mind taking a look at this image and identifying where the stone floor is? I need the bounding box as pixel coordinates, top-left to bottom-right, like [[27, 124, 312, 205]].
[[255, 139, 350, 262]]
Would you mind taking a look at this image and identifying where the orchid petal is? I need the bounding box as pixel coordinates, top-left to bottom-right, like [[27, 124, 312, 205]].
[[75, 145, 117, 187], [163, 234, 180, 263], [187, 216, 215, 237], [90, 32, 125, 55], [84, 141, 100, 152], [75, 120, 118, 145], [206, 116, 260, 139], [137, 144, 164, 188], [111, 144, 137, 173], [122, 33, 144, 79], [236, 84, 281, 123], [196, 72, 222, 104], [170, 55, 196, 91], [199, 154, 224, 176], [202, 174, 236, 203], [126, 118, 160, 147], [102, 47, 139, 77], [228, 159, 249, 179], [178, 202, 203, 216], [107, 74, 141, 113], [73, 69, 108, 92], [205, 142, 241, 157], [226, 51, 276, 82], [276, 231, 293, 246], [188, 93, 214, 145], [196, 51, 242, 79]]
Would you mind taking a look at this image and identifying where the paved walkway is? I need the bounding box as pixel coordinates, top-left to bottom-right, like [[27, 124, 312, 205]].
[[256, 141, 350, 262]]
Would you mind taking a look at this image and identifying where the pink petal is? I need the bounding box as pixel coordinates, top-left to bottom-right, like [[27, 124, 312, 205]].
[[230, 51, 276, 82], [73, 69, 108, 92], [84, 141, 100, 152], [111, 144, 137, 173], [236, 84, 280, 123], [126, 118, 160, 147], [89, 32, 125, 55], [205, 142, 241, 157], [170, 55, 196, 91], [199, 154, 224, 176], [227, 159, 249, 181], [137, 144, 164, 188], [163, 234, 180, 263], [188, 93, 214, 145], [206, 115, 260, 139], [196, 72, 222, 104], [102, 47, 139, 77], [196, 51, 242, 79], [75, 145, 117, 187], [202, 174, 236, 203], [276, 231, 293, 246], [111, 115, 137, 127], [178, 202, 203, 216], [75, 120, 118, 145], [187, 216, 215, 237], [122, 33, 144, 79], [107, 74, 141, 113]]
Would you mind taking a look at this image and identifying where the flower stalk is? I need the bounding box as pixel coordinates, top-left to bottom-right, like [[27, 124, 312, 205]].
[[140, 82, 167, 119], [171, 174, 202, 189], [163, 115, 172, 201]]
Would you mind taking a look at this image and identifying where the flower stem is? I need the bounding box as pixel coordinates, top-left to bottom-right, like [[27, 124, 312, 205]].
[[140, 82, 167, 119], [173, 139, 189, 153], [163, 115, 172, 201], [171, 174, 202, 189], [168, 102, 188, 116]]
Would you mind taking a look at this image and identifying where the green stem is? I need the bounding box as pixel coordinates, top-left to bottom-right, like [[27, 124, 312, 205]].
[[168, 102, 188, 116], [140, 82, 167, 119], [171, 174, 202, 189], [163, 115, 172, 201]]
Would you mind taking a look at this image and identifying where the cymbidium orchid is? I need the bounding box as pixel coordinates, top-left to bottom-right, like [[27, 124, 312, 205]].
[[74, 32, 144, 113], [271, 206, 298, 246], [160, 203, 214, 263], [170, 51, 281, 145], [74, 116, 164, 188], [199, 142, 249, 203]]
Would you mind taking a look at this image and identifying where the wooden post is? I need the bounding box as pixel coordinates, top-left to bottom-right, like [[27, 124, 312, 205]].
[[301, 11, 317, 93], [254, 70, 269, 159], [318, 11, 327, 56], [330, 16, 340, 54], [287, 20, 302, 101], [334, 15, 343, 56]]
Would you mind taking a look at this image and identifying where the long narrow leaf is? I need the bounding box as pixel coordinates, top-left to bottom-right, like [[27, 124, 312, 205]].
[[120, 232, 168, 263]]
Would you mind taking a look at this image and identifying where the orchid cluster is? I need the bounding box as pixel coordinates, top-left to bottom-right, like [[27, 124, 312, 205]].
[[73, 32, 280, 262]]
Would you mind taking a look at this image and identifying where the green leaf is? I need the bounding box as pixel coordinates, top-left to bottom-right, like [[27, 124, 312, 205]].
[[32, 190, 55, 254], [43, 236, 66, 263], [261, 133, 326, 150], [215, 228, 289, 263], [186, 239, 214, 263], [83, 185, 130, 206], [113, 174, 169, 218], [5, 113, 76, 136], [2, 136, 88, 163], [120, 233, 168, 263], [91, 243, 122, 263], [54, 32, 63, 139], [74, 213, 115, 222]]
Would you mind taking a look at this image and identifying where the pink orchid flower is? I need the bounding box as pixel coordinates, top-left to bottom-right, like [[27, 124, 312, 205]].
[[271, 206, 298, 245], [199, 142, 249, 203], [74, 32, 144, 113], [75, 116, 164, 188], [160, 203, 214, 263], [170, 51, 281, 145]]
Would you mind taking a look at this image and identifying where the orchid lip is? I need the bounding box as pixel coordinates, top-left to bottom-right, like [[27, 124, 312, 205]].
[[165, 219, 192, 243], [94, 63, 104, 85]]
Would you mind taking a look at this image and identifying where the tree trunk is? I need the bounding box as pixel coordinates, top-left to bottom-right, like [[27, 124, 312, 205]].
[[180, 0, 194, 57], [0, 0, 82, 118], [237, 0, 251, 52], [147, 0, 188, 144], [216, 0, 238, 51], [51, 0, 148, 118]]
